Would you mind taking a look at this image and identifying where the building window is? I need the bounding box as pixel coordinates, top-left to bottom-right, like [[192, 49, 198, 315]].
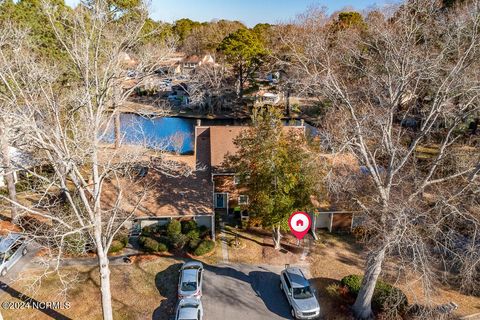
[[233, 176, 240, 185], [238, 195, 249, 205]]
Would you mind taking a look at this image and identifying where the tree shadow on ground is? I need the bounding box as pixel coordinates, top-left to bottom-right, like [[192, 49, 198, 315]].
[[249, 270, 292, 318], [310, 276, 355, 319], [0, 281, 72, 320], [152, 263, 182, 320]]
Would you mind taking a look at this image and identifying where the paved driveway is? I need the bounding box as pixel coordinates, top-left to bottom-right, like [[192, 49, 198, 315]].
[[202, 264, 292, 320]]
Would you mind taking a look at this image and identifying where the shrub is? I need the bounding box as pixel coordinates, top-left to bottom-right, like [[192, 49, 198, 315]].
[[64, 233, 89, 255], [188, 238, 201, 252], [141, 226, 153, 237], [340, 275, 408, 314], [374, 281, 408, 314], [198, 225, 209, 238], [340, 275, 362, 296], [108, 240, 125, 254], [170, 233, 188, 250], [141, 237, 167, 253], [186, 229, 200, 242], [167, 220, 182, 238], [181, 220, 198, 234], [194, 240, 215, 256]]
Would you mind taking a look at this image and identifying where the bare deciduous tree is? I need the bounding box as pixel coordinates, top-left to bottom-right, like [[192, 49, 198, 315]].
[[0, 1, 179, 319], [281, 1, 480, 318]]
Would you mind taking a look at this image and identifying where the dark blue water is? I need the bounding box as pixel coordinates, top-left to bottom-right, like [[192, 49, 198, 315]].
[[103, 114, 195, 154], [102, 114, 318, 154]]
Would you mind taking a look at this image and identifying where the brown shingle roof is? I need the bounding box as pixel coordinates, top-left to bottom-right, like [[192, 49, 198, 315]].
[[200, 125, 306, 172], [102, 168, 213, 218]]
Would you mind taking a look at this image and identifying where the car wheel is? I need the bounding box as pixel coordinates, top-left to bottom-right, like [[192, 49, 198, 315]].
[[291, 307, 296, 319], [22, 248, 28, 256], [1, 268, 7, 277]]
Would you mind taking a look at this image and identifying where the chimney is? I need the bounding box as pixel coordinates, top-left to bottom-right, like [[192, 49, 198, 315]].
[[196, 119, 201, 126]]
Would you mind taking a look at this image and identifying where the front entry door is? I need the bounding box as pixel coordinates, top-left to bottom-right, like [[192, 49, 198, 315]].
[[215, 193, 227, 209]]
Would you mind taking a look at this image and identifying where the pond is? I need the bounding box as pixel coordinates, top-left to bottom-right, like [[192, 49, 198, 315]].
[[102, 113, 318, 154], [103, 113, 196, 154]]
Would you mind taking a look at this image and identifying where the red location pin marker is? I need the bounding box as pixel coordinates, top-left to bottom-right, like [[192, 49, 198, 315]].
[[288, 211, 312, 240]]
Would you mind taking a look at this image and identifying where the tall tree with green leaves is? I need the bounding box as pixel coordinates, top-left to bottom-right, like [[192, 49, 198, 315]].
[[217, 28, 266, 99], [228, 107, 314, 249]]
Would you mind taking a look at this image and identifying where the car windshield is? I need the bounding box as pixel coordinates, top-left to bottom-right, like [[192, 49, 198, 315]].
[[293, 286, 313, 299], [181, 281, 197, 292]]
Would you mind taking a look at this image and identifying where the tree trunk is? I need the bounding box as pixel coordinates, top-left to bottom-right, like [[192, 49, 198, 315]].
[[0, 124, 18, 222], [238, 63, 244, 100], [95, 227, 114, 320], [352, 246, 387, 319], [285, 89, 291, 117], [114, 111, 121, 149], [272, 225, 282, 250]]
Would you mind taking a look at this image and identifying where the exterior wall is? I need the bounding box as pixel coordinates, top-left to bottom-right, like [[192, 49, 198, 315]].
[[331, 212, 354, 231], [313, 212, 331, 229], [213, 175, 248, 210]]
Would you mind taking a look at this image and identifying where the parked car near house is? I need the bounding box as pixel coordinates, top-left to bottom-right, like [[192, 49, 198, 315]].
[[178, 261, 204, 299], [175, 298, 204, 320], [280, 265, 320, 319], [0, 233, 28, 276]]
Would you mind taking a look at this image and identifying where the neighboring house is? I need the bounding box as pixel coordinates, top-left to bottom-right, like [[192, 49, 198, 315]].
[[0, 147, 38, 188], [182, 54, 215, 72], [255, 91, 282, 106], [155, 53, 185, 76]]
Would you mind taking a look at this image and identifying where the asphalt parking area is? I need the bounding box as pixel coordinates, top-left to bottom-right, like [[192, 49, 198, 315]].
[[202, 264, 292, 320]]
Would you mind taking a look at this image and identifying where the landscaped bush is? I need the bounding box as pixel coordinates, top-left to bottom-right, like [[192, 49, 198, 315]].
[[186, 229, 200, 242], [167, 220, 182, 238], [140, 237, 167, 253], [340, 275, 408, 314], [340, 275, 362, 296], [198, 225, 209, 238], [141, 226, 153, 237], [181, 220, 198, 234], [194, 240, 215, 256], [108, 240, 125, 254], [188, 238, 201, 252], [170, 233, 188, 250]]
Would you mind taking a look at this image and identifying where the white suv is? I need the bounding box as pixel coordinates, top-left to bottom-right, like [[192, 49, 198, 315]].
[[280, 265, 320, 319]]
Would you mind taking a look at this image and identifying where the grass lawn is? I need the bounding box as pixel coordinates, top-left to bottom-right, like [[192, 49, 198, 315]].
[[1, 256, 184, 320], [308, 231, 480, 319]]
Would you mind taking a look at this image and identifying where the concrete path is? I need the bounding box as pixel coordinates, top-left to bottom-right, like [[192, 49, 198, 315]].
[[219, 222, 229, 263]]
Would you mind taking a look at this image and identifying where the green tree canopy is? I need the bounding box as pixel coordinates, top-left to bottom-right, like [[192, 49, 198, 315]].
[[217, 28, 266, 98], [227, 107, 315, 246]]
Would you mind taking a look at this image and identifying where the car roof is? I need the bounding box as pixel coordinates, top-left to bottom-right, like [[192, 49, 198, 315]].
[[285, 267, 310, 288], [0, 233, 23, 253], [181, 268, 198, 283], [178, 299, 200, 319], [182, 261, 203, 269]]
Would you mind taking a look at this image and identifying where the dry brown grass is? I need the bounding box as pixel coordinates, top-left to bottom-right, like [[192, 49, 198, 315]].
[[1, 256, 183, 320], [308, 231, 480, 319]]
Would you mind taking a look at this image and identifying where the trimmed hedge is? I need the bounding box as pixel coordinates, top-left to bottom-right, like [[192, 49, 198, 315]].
[[170, 233, 188, 250], [182, 220, 198, 234], [340, 275, 408, 313], [194, 240, 215, 256], [108, 240, 126, 254], [139, 236, 168, 253], [167, 220, 182, 238]]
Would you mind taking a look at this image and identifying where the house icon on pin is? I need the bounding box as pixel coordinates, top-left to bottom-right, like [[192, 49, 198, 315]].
[[296, 220, 304, 227]]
